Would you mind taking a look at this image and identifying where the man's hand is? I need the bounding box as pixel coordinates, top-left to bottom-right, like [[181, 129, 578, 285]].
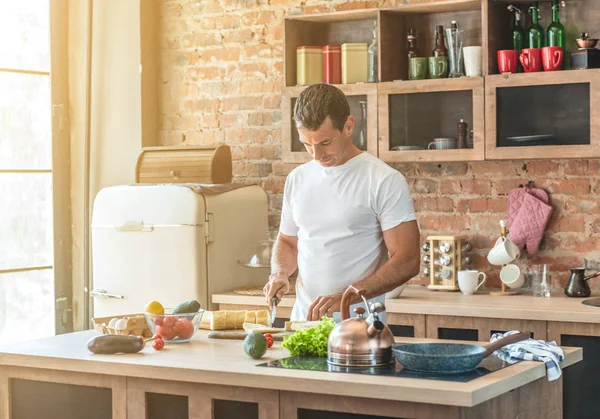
[[263, 273, 290, 309], [307, 292, 343, 321]]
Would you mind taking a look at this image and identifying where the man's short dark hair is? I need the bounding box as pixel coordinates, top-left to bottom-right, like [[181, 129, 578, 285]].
[[293, 84, 350, 132]]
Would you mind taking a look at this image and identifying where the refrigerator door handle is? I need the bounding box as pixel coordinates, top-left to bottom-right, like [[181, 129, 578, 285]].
[[90, 288, 124, 299]]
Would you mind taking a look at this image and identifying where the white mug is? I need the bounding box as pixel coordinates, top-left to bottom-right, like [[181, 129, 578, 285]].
[[458, 270, 486, 295], [500, 264, 525, 289], [463, 46, 482, 77], [487, 236, 520, 266]]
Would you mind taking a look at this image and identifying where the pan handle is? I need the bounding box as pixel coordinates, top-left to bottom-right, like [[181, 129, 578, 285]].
[[483, 332, 530, 358]]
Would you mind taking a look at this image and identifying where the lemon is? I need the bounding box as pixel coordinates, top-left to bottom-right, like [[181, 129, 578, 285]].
[[145, 300, 164, 315]]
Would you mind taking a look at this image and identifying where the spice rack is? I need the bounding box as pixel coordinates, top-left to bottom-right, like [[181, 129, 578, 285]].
[[423, 235, 472, 291]]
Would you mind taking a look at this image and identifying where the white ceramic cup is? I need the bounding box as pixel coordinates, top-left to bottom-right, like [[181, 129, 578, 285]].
[[458, 270, 486, 295], [487, 236, 520, 266], [385, 283, 406, 299], [427, 138, 457, 150], [500, 264, 525, 289], [463, 46, 482, 77]]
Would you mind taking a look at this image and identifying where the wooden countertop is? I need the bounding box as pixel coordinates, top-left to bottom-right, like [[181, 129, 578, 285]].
[[213, 285, 600, 324], [0, 330, 581, 407]]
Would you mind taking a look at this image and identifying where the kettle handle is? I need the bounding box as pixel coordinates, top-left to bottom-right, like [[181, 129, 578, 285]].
[[584, 271, 600, 281], [341, 286, 366, 320]]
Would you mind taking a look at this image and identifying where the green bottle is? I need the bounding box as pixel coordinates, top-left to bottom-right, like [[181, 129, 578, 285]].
[[547, 0, 565, 48], [509, 6, 525, 71], [527, 2, 545, 48]]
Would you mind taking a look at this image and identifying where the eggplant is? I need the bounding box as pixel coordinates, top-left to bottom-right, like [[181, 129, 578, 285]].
[[87, 334, 145, 354]]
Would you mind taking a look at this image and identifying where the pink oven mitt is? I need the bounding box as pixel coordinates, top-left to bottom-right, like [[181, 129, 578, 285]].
[[506, 186, 549, 228], [508, 191, 553, 255]]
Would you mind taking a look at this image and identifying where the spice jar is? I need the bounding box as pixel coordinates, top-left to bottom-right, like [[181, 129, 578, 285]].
[[297, 46, 323, 85], [323, 45, 342, 84], [341, 43, 368, 84]]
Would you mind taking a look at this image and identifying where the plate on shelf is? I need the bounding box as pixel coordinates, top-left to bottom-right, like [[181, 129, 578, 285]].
[[391, 146, 425, 151], [505, 134, 558, 146]]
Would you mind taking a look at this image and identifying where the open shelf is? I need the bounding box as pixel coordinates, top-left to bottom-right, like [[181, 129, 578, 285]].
[[284, 10, 378, 87], [380, 1, 483, 82], [378, 77, 484, 163], [281, 84, 378, 163]]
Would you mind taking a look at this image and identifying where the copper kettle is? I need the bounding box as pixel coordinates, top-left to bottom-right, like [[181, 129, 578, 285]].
[[327, 285, 394, 367]]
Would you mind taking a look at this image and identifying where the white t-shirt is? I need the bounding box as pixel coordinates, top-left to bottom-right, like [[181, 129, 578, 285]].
[[279, 152, 417, 321]]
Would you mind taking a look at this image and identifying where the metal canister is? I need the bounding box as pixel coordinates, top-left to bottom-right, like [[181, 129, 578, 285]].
[[297, 46, 323, 86], [323, 45, 342, 84], [341, 43, 368, 84]]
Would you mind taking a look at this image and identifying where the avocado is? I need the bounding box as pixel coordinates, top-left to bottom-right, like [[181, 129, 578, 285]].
[[172, 300, 201, 314], [244, 333, 268, 359]]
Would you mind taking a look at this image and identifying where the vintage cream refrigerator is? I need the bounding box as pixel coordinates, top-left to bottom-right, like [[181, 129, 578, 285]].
[[90, 183, 268, 317]]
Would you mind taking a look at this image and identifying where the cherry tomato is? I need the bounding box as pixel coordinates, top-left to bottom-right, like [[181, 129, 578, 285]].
[[176, 318, 194, 340], [264, 333, 272, 338], [153, 316, 164, 326], [152, 338, 165, 350], [266, 337, 274, 348], [152, 334, 164, 341]]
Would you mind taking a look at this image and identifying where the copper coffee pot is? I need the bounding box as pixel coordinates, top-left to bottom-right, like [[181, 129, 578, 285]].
[[327, 285, 394, 367], [565, 267, 600, 297]]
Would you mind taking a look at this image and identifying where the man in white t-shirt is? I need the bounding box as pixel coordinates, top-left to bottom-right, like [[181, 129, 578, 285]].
[[263, 84, 420, 322]]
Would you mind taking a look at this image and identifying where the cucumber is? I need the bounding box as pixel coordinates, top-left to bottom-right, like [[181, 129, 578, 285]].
[[172, 300, 201, 314], [87, 334, 144, 354]]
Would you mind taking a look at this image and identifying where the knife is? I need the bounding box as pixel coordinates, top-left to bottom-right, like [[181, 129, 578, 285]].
[[270, 297, 278, 326]]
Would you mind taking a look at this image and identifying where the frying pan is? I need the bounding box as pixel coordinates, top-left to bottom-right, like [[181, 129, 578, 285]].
[[392, 332, 530, 374]]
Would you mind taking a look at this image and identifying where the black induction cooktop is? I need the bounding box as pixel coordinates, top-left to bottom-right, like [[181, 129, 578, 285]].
[[257, 355, 516, 383]]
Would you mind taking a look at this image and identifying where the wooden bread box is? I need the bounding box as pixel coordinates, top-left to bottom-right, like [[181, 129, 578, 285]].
[[135, 145, 232, 184]]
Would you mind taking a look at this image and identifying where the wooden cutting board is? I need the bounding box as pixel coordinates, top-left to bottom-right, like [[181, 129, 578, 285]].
[[207, 331, 293, 341]]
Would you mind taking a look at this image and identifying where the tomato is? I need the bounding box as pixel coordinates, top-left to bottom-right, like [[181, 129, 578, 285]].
[[155, 325, 176, 340], [153, 316, 164, 326], [162, 316, 176, 327], [266, 337, 274, 348], [264, 333, 272, 338], [176, 318, 194, 340], [152, 338, 165, 350], [152, 334, 164, 341], [173, 320, 184, 333]]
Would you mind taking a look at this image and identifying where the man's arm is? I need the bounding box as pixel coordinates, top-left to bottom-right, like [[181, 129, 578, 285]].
[[307, 220, 420, 321], [353, 220, 421, 299], [263, 232, 298, 308]]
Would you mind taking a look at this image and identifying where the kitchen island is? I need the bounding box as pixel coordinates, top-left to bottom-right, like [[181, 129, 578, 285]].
[[0, 330, 581, 419]]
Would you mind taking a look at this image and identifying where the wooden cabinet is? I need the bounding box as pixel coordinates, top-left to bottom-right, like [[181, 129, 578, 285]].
[[426, 315, 547, 341], [547, 322, 600, 419], [387, 313, 426, 338], [378, 77, 484, 163], [281, 84, 378, 163], [0, 367, 126, 419], [127, 378, 278, 419], [484, 69, 600, 160]]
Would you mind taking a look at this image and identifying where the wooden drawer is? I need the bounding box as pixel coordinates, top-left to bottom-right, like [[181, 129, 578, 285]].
[[426, 315, 547, 341]]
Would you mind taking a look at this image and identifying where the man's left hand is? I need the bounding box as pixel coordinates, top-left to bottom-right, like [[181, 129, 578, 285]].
[[307, 292, 344, 321]]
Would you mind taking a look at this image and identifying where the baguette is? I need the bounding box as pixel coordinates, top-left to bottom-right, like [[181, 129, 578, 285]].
[[200, 310, 271, 330]]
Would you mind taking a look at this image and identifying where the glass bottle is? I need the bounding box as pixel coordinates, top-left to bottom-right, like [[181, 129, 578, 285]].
[[368, 20, 378, 83], [407, 28, 418, 76], [357, 101, 368, 151], [508, 5, 525, 72], [446, 21, 464, 78], [547, 0, 565, 49], [527, 2, 545, 49], [432, 25, 447, 57]]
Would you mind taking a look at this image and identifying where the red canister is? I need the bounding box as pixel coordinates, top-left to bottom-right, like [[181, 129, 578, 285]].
[[323, 45, 342, 84]]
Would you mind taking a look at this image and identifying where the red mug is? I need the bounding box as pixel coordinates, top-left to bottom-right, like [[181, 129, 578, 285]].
[[520, 48, 542, 72], [542, 46, 564, 71], [497, 50, 519, 73]]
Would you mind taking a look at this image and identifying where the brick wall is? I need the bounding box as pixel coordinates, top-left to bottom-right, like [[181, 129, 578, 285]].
[[158, 0, 600, 290]]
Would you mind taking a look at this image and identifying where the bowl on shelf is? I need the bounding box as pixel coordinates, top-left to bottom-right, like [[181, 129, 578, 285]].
[[145, 309, 204, 343]]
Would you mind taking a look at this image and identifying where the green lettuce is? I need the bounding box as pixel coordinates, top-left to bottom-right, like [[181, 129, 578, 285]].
[[281, 317, 336, 356]]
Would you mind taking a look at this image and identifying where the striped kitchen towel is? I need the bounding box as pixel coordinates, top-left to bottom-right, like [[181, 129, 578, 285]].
[[490, 330, 565, 381]]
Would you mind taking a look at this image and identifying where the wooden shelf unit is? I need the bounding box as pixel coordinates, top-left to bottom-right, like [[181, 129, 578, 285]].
[[378, 77, 484, 163], [281, 84, 378, 163], [281, 0, 600, 164]]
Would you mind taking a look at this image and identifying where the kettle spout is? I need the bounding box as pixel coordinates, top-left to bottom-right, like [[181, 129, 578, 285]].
[[367, 320, 384, 338]]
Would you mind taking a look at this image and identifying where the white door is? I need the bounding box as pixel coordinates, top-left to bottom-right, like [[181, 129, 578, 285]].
[[0, 0, 72, 343]]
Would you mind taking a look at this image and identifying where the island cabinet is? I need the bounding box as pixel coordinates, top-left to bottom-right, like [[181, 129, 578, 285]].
[[127, 378, 278, 419], [547, 322, 600, 419]]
